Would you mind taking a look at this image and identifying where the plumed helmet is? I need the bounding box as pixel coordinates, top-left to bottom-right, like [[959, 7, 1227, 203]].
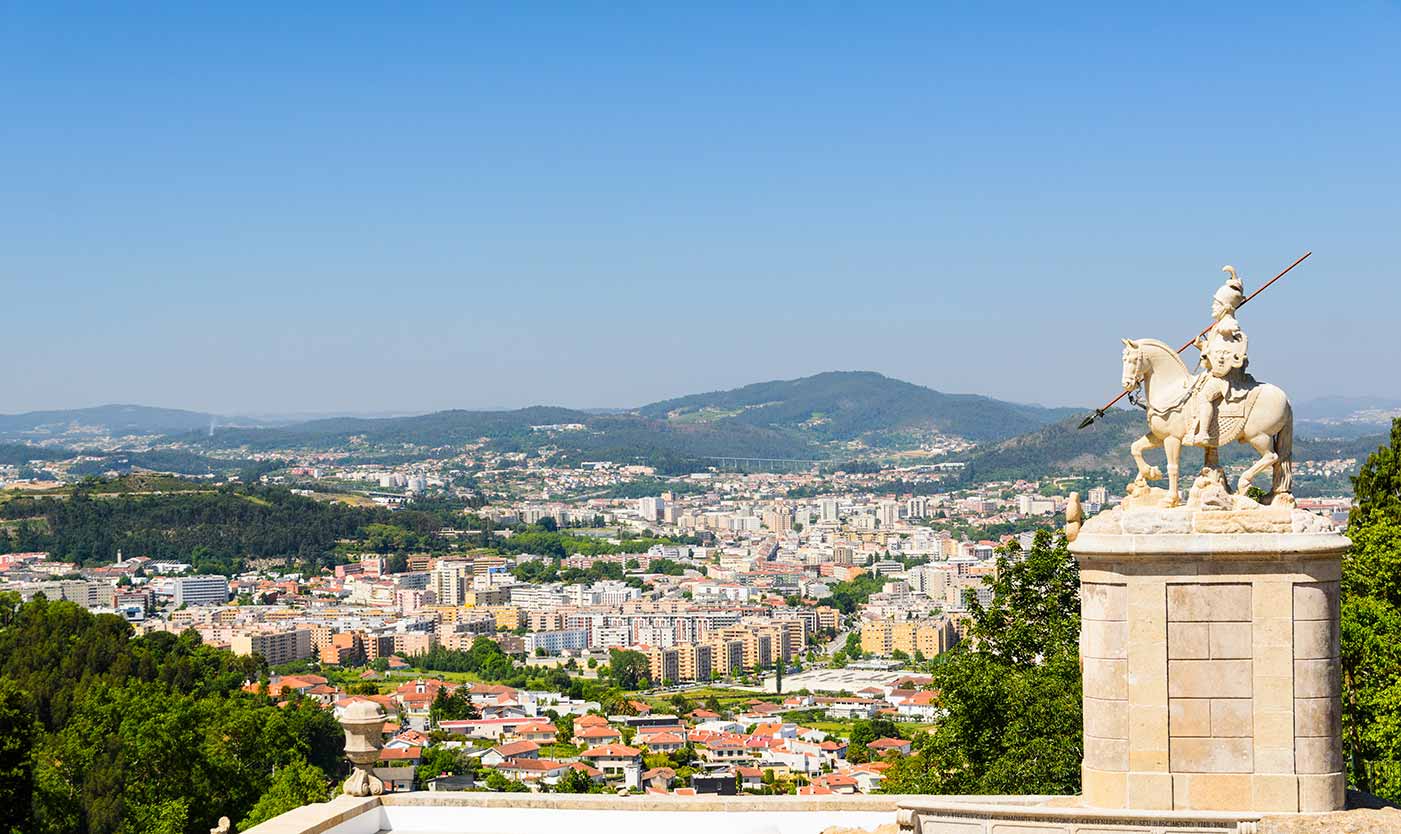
[[1214, 265, 1245, 310]]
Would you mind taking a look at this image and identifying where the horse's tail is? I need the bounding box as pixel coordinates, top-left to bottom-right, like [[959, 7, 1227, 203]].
[[1272, 401, 1294, 496]]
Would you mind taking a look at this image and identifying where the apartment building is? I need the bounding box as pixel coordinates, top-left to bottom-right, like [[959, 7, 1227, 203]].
[[860, 617, 960, 658], [173, 575, 231, 607], [231, 628, 313, 666]]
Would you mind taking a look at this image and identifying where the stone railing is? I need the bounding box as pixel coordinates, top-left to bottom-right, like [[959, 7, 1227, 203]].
[[241, 792, 906, 834]]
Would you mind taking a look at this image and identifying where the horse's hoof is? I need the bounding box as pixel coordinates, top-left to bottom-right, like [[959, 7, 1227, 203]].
[[1146, 467, 1163, 481], [1166, 495, 1181, 508]]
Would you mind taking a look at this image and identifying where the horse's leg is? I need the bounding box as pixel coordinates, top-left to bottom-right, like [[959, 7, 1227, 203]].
[[1132, 434, 1163, 481], [1163, 435, 1182, 506], [1236, 433, 1278, 496]]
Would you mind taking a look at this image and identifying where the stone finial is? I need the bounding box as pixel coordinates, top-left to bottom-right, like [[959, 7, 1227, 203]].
[[340, 700, 387, 797], [1064, 492, 1083, 542], [210, 817, 231, 834]]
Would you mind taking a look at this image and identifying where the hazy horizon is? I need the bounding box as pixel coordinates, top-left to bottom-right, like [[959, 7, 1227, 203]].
[[4, 5, 1399, 413]]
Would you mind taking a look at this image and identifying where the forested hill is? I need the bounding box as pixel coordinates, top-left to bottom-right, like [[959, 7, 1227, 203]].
[[0, 482, 436, 571], [637, 371, 1077, 444], [0, 404, 255, 440], [174, 372, 1076, 462], [192, 405, 816, 467]]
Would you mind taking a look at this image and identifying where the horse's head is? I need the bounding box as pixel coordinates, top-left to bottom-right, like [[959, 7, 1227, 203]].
[[1121, 338, 1148, 390]]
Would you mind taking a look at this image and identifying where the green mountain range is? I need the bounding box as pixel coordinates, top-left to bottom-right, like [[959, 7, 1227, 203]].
[[176, 371, 1074, 466], [637, 371, 1078, 445]]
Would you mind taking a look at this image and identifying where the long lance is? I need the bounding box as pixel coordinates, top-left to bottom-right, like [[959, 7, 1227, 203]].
[[1076, 251, 1313, 430]]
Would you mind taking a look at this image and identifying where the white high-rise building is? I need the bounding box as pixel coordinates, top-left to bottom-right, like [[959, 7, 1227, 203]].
[[432, 561, 470, 607], [637, 496, 665, 522], [172, 575, 230, 607], [819, 499, 839, 522], [877, 500, 900, 528]]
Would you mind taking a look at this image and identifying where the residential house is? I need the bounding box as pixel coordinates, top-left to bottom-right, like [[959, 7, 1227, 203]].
[[377, 747, 423, 768], [579, 744, 643, 776], [373, 767, 416, 793], [736, 766, 765, 792], [573, 724, 623, 746], [638, 731, 686, 754], [867, 737, 912, 757], [495, 757, 570, 785], [511, 721, 559, 744], [480, 740, 540, 767]]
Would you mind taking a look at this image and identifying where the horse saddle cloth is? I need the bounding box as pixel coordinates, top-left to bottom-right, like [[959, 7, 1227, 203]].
[[1208, 413, 1248, 446], [1210, 376, 1263, 445]]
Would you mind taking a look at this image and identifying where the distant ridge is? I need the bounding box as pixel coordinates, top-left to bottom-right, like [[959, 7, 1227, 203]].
[[636, 371, 1077, 444], [0, 404, 223, 439], [179, 371, 1077, 463]]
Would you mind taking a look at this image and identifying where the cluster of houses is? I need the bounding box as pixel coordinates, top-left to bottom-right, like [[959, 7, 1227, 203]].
[[261, 673, 938, 795]]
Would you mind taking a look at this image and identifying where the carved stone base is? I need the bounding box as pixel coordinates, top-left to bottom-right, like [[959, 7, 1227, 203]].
[[344, 766, 384, 798]]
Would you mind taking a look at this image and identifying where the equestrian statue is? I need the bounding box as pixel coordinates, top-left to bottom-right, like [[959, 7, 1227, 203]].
[[1116, 265, 1295, 508]]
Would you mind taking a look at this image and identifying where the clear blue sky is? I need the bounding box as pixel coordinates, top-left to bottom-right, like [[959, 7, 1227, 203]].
[[3, 3, 1398, 415]]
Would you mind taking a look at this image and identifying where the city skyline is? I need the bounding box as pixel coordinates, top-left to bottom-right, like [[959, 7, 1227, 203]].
[[4, 4, 1400, 413]]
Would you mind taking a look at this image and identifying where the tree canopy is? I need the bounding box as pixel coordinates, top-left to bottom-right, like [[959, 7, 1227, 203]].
[[0, 596, 342, 834], [881, 529, 1081, 795], [1341, 418, 1401, 800]]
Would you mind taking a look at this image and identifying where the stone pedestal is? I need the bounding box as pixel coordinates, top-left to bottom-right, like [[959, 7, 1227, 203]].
[[1071, 509, 1349, 815]]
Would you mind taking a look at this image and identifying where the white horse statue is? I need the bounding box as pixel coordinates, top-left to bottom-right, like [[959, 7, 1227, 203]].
[[1119, 338, 1293, 506]]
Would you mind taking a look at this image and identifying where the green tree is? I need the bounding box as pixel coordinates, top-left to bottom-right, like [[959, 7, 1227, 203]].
[[0, 679, 38, 834], [554, 766, 596, 794], [607, 649, 653, 691], [843, 631, 863, 660], [881, 530, 1081, 795], [554, 713, 575, 742], [237, 757, 331, 831], [1341, 419, 1401, 799]]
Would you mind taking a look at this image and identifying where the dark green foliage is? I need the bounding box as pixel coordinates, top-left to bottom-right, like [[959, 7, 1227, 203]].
[[553, 766, 598, 793], [0, 444, 70, 466], [237, 756, 332, 831], [0, 597, 343, 834], [607, 649, 653, 691], [1341, 418, 1401, 800], [0, 482, 412, 568], [881, 530, 1081, 795], [0, 597, 263, 729], [429, 686, 477, 724], [0, 679, 37, 834], [827, 573, 885, 614], [410, 638, 518, 682], [1352, 419, 1401, 520], [846, 718, 902, 763]]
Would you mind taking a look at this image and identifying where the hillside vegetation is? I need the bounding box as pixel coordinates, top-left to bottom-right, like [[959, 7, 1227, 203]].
[[189, 372, 1075, 465], [638, 371, 1075, 445]]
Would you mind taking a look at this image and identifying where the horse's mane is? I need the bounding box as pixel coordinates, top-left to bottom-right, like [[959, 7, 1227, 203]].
[[1133, 338, 1190, 376]]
